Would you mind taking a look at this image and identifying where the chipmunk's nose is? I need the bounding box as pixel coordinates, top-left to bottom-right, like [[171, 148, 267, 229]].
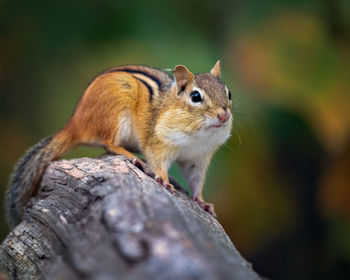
[[217, 110, 230, 123]]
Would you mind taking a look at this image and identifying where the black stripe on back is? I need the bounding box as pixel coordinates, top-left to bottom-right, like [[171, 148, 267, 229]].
[[134, 77, 154, 101], [112, 69, 162, 88]]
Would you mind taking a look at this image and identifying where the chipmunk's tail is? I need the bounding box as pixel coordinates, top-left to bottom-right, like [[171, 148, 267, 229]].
[[6, 131, 73, 228]]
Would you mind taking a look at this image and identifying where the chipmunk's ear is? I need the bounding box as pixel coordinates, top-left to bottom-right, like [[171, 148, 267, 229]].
[[210, 60, 221, 78], [173, 65, 194, 93]]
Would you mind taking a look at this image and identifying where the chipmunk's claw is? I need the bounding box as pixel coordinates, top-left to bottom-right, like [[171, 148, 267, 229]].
[[164, 182, 175, 193], [132, 158, 154, 177], [192, 197, 217, 219], [155, 176, 175, 194]]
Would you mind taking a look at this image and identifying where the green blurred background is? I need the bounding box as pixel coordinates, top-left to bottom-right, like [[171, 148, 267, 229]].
[[1, 0, 350, 279]]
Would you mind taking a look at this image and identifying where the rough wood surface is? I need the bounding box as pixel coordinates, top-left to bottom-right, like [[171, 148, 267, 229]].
[[0, 155, 260, 280]]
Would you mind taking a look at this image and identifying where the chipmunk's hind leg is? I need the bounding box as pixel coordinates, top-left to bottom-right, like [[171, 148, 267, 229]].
[[105, 145, 154, 177]]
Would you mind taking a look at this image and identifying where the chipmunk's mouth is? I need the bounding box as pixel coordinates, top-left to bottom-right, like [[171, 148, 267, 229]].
[[209, 124, 223, 128], [207, 122, 226, 129], [205, 115, 231, 129]]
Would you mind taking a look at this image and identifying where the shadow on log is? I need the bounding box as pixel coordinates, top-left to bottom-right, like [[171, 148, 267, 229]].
[[0, 156, 261, 280]]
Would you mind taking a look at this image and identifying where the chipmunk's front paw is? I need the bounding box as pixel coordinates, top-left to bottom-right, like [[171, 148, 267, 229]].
[[132, 158, 154, 177], [192, 197, 217, 219], [155, 176, 175, 194]]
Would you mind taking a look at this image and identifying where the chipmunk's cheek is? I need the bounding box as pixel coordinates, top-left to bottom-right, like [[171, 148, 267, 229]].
[[155, 110, 192, 145]]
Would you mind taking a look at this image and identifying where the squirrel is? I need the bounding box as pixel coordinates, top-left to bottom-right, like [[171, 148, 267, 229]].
[[6, 60, 232, 228]]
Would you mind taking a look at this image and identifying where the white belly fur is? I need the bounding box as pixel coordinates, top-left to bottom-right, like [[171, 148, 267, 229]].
[[115, 114, 141, 152]]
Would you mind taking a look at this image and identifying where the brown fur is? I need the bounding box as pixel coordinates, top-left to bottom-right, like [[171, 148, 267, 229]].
[[7, 62, 232, 226]]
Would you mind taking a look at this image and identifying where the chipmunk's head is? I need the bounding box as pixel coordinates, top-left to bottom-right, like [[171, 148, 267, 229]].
[[176, 61, 231, 128], [173, 61, 232, 130], [156, 61, 232, 148]]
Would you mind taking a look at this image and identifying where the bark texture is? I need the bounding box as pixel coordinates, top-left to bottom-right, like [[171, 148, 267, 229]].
[[0, 155, 260, 280]]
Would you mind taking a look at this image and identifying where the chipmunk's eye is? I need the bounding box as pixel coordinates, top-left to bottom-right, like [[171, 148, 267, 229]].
[[228, 90, 231, 100], [190, 90, 202, 103]]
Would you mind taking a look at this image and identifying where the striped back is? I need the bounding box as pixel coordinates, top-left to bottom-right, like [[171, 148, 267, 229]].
[[107, 65, 173, 101]]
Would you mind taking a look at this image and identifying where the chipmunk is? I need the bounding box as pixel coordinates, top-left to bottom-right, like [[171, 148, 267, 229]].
[[6, 60, 232, 227]]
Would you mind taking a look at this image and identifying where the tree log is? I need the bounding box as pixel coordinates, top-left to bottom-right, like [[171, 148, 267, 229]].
[[0, 156, 261, 280]]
